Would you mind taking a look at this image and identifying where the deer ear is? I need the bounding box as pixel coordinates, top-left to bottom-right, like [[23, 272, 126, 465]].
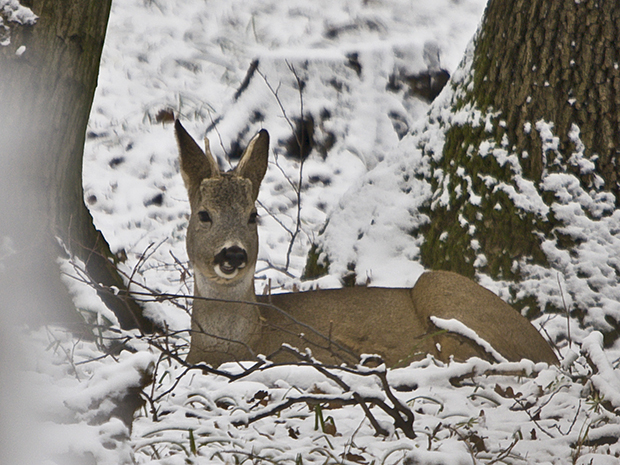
[[235, 129, 269, 201], [175, 120, 220, 198]]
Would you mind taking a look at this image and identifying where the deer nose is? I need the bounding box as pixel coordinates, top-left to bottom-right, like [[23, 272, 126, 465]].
[[214, 246, 248, 275]]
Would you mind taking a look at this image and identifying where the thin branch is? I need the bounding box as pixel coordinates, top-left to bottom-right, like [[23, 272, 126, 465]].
[[557, 273, 572, 349], [284, 61, 306, 270], [256, 67, 296, 137], [510, 396, 555, 439], [257, 64, 308, 272], [257, 199, 294, 236]]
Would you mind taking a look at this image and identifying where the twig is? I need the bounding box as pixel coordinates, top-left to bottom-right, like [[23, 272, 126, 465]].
[[552, 398, 582, 436], [206, 109, 232, 168], [256, 199, 294, 236], [255, 260, 298, 279], [557, 273, 572, 348], [127, 240, 166, 289], [284, 61, 306, 270], [256, 67, 296, 137], [257, 64, 308, 271], [487, 434, 520, 464], [143, 337, 417, 439], [46, 327, 82, 382], [510, 396, 555, 439], [280, 346, 391, 437], [62, 252, 359, 363], [62, 244, 421, 439]]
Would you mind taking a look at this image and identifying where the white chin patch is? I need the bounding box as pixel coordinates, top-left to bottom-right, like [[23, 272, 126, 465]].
[[215, 265, 239, 280]]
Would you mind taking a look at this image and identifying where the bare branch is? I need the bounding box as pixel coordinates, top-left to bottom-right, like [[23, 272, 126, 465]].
[[257, 64, 309, 272]]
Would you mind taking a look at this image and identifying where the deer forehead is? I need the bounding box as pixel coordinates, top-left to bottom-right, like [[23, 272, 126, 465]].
[[196, 175, 255, 212]]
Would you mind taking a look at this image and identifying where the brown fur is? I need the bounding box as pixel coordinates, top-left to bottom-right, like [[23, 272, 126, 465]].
[[175, 120, 558, 367]]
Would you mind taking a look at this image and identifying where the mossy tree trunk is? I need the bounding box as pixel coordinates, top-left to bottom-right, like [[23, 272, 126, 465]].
[[0, 0, 153, 333], [420, 0, 620, 319], [474, 0, 620, 190]]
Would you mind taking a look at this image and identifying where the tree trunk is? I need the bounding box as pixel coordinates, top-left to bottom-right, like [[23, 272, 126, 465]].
[[0, 0, 153, 333], [474, 0, 620, 193], [419, 0, 620, 331]]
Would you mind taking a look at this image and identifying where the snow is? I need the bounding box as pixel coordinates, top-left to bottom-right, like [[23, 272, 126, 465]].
[[0, 0, 36, 46], [581, 332, 620, 413], [430, 316, 508, 363], [0, 0, 37, 26], [5, 0, 620, 463]]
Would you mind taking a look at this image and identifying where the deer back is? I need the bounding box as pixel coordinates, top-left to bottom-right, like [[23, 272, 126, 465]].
[[255, 272, 558, 366]]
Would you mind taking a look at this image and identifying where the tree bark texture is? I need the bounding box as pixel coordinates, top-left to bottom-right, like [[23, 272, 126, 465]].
[[0, 0, 153, 332], [474, 0, 620, 193], [420, 0, 620, 318]]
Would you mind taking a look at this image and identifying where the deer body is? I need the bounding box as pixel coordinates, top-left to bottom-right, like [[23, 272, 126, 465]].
[[175, 120, 558, 367]]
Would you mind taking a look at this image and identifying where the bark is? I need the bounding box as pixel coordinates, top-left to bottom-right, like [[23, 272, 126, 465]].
[[474, 0, 620, 193], [421, 0, 620, 292], [0, 0, 153, 333]]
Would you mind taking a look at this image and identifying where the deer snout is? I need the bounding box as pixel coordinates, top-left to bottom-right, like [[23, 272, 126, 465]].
[[214, 246, 248, 279]]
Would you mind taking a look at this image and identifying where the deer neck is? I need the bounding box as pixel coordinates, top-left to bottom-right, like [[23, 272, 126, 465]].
[[191, 267, 262, 362], [194, 268, 257, 304]]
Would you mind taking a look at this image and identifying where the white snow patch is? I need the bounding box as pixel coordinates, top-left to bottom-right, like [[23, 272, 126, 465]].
[[430, 316, 508, 363]]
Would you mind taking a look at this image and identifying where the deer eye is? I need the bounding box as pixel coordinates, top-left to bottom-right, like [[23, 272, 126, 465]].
[[198, 211, 211, 223], [248, 211, 258, 224]]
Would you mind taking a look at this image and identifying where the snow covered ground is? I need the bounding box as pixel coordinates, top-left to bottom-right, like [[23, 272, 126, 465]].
[[6, 0, 620, 463]]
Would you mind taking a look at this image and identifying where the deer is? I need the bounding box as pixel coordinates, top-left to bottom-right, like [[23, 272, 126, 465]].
[[174, 120, 558, 368]]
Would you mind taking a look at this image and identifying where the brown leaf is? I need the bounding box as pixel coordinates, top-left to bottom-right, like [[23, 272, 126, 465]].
[[494, 384, 521, 399], [466, 432, 487, 453], [310, 384, 327, 395], [323, 416, 337, 436], [155, 108, 175, 124], [250, 390, 270, 406], [252, 390, 269, 401], [343, 453, 367, 464]]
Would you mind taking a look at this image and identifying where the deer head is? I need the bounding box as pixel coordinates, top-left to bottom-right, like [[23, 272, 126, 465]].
[[175, 120, 269, 298]]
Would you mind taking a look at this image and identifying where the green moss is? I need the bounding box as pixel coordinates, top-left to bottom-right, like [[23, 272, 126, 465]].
[[302, 243, 329, 280], [603, 316, 620, 348], [419, 114, 551, 284]]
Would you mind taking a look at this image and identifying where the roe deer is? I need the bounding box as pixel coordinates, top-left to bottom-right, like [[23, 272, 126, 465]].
[[175, 120, 558, 367]]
